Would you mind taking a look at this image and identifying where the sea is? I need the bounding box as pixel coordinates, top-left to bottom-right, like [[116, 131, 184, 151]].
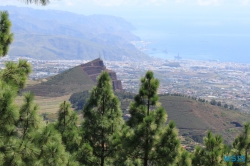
[[130, 19, 250, 63]]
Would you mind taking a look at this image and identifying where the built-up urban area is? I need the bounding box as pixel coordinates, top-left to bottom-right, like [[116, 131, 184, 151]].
[[1, 56, 250, 113]]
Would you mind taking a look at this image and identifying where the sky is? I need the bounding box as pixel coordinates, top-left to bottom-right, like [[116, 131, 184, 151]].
[[1, 0, 249, 20], [1, 0, 250, 62]]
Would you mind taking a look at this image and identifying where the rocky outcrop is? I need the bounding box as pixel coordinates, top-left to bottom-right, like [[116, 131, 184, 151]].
[[81, 58, 123, 91]]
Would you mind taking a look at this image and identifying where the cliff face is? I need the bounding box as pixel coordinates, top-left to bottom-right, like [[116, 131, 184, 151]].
[[81, 58, 123, 91]]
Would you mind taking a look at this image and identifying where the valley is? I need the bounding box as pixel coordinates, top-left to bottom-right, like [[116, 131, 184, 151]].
[[9, 57, 250, 147], [3, 56, 250, 113]]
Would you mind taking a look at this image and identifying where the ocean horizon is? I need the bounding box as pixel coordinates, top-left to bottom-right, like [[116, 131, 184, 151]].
[[132, 30, 250, 63], [129, 16, 250, 64]]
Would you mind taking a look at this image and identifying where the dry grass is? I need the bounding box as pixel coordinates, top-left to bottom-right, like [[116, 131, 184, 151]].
[[16, 94, 71, 114], [26, 79, 40, 86], [160, 95, 250, 144], [210, 84, 231, 88]]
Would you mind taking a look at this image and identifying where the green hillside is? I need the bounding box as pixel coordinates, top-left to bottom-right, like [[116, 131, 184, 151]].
[[159, 95, 250, 144], [23, 65, 94, 97], [69, 91, 250, 144]]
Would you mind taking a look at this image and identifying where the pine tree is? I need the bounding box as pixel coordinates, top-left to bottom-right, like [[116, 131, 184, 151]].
[[18, 92, 41, 140], [0, 82, 19, 137], [82, 71, 124, 166], [232, 122, 250, 166], [192, 131, 226, 166], [0, 11, 13, 57], [0, 79, 22, 165], [176, 149, 192, 166], [223, 145, 233, 166], [34, 123, 71, 166], [0, 45, 31, 165], [112, 125, 142, 166], [18, 92, 42, 165], [192, 145, 206, 165], [23, 0, 50, 5], [0, 59, 32, 90], [55, 101, 80, 153], [0, 62, 31, 165], [153, 121, 181, 165], [205, 131, 226, 165], [0, 7, 40, 166], [0, 137, 23, 166], [125, 71, 180, 165], [55, 103, 94, 165], [0, 59, 31, 132], [74, 142, 95, 166]]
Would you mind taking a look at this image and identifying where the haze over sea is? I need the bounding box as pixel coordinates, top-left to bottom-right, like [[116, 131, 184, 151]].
[[131, 17, 250, 63]]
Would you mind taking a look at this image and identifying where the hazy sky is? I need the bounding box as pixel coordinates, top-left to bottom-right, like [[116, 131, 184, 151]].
[[1, 0, 250, 18]]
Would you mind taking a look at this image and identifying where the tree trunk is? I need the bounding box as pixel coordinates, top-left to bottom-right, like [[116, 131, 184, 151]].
[[101, 156, 104, 166], [144, 158, 148, 166], [245, 148, 248, 166], [144, 97, 150, 166], [101, 96, 105, 166], [64, 101, 66, 129], [101, 129, 105, 166], [144, 138, 148, 166]]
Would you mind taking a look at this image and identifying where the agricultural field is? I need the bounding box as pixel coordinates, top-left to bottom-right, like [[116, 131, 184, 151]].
[[16, 94, 71, 121]]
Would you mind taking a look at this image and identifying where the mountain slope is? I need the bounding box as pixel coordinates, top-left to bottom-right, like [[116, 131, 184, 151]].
[[159, 95, 250, 144], [23, 65, 94, 97], [0, 5, 149, 61], [69, 92, 250, 144]]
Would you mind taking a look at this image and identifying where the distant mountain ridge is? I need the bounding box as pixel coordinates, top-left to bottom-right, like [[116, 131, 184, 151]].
[[0, 5, 149, 61]]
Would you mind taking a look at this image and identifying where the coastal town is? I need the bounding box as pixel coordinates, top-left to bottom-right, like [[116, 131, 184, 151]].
[[1, 56, 250, 113]]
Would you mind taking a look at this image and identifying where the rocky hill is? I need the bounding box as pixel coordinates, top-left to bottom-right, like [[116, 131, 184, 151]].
[[23, 65, 94, 97], [0, 5, 149, 61], [81, 58, 122, 91], [23, 58, 122, 96]]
